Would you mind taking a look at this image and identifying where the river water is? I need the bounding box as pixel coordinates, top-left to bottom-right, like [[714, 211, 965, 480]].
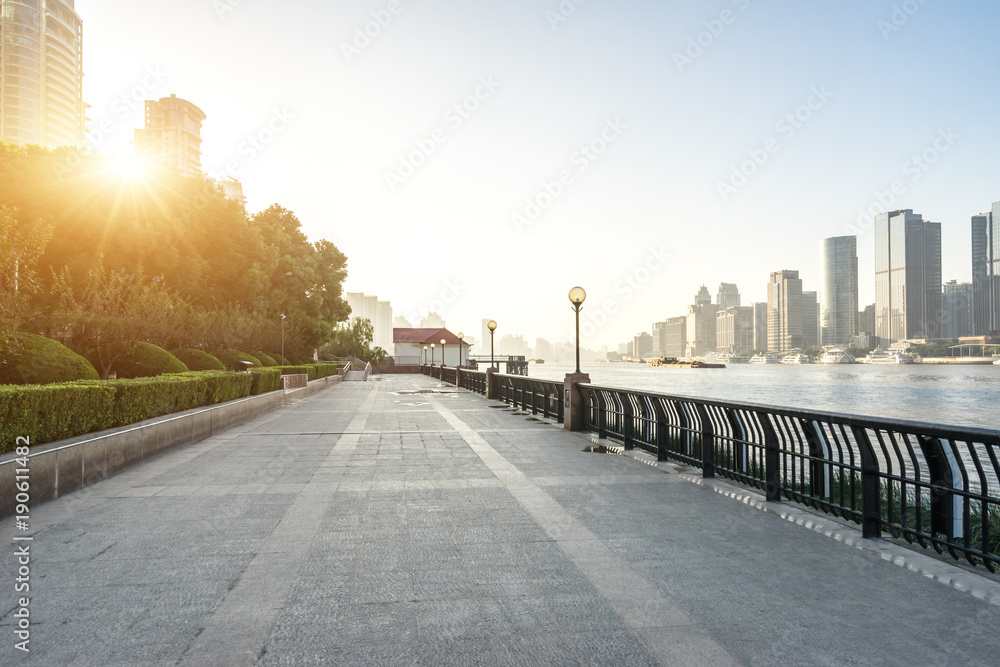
[[521, 361, 1000, 431]]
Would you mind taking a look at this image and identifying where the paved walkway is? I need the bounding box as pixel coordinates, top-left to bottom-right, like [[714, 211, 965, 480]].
[[3, 374, 1000, 665]]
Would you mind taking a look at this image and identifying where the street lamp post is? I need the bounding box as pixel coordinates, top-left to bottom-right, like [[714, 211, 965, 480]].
[[456, 332, 464, 367], [440, 338, 447, 367], [487, 320, 497, 370], [423, 345, 428, 365], [280, 314, 286, 365], [569, 287, 586, 374], [430, 343, 435, 366]]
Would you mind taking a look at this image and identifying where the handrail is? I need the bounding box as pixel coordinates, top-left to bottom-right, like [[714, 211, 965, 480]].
[[494, 373, 564, 423], [578, 383, 1000, 571]]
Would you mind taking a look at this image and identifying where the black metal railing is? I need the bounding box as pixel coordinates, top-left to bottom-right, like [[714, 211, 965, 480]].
[[579, 384, 1000, 571], [441, 367, 456, 384], [460, 370, 487, 395], [495, 374, 564, 423]]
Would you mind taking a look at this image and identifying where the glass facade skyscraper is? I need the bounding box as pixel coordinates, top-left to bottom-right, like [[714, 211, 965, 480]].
[[821, 235, 859, 346], [972, 206, 1000, 335], [0, 0, 85, 147], [767, 270, 803, 352], [874, 210, 942, 342]]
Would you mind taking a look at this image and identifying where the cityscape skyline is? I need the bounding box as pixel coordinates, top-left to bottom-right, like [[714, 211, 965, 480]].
[[4, 1, 1000, 349]]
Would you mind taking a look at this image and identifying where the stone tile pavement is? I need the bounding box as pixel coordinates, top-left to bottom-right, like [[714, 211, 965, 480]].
[[2, 374, 1000, 665]]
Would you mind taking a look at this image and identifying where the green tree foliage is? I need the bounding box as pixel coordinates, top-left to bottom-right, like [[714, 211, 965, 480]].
[[0, 143, 350, 357], [0, 332, 98, 385], [0, 205, 52, 358], [173, 348, 225, 371], [322, 317, 387, 365], [114, 342, 188, 379]]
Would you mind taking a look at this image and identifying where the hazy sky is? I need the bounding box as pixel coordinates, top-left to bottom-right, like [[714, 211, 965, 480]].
[[80, 0, 1000, 350]]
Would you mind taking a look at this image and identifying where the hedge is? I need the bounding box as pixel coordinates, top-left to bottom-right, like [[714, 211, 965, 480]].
[[174, 349, 226, 371], [114, 342, 189, 379], [0, 333, 99, 385], [214, 350, 262, 371], [0, 382, 114, 448], [249, 367, 282, 395], [252, 351, 277, 367]]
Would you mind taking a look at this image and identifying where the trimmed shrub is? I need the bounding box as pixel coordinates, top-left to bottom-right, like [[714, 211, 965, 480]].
[[167, 370, 252, 405], [114, 342, 189, 379], [269, 353, 290, 365], [214, 350, 262, 371], [0, 333, 99, 385], [0, 383, 114, 451], [252, 351, 277, 367], [249, 367, 282, 395], [174, 349, 226, 371], [75, 375, 207, 426]]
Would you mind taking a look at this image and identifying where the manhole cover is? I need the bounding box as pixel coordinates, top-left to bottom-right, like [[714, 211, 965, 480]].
[[583, 445, 622, 455]]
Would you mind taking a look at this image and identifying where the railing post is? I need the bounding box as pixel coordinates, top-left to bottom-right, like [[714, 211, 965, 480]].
[[652, 399, 669, 462], [486, 367, 498, 400], [621, 393, 635, 451], [455, 366, 462, 388], [851, 426, 882, 539], [918, 435, 963, 541], [563, 372, 590, 432], [757, 411, 781, 502], [695, 404, 715, 479], [800, 419, 831, 499]]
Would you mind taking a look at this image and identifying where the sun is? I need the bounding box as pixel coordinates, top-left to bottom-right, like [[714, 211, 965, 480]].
[[111, 153, 146, 177]]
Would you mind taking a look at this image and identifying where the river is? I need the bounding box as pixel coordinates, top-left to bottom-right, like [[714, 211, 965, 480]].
[[519, 361, 1000, 431]]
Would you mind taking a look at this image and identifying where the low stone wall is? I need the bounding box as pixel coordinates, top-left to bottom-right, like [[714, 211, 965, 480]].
[[0, 375, 341, 519]]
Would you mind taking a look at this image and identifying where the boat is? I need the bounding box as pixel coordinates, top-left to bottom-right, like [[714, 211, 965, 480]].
[[748, 354, 780, 364], [647, 357, 725, 369], [861, 347, 916, 364], [781, 353, 813, 364], [817, 348, 856, 364]]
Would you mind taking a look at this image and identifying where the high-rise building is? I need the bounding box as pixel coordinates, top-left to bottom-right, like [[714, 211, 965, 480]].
[[0, 0, 85, 148], [694, 285, 712, 306], [972, 207, 999, 335], [716, 306, 754, 354], [651, 321, 668, 355], [767, 270, 803, 352], [534, 338, 552, 360], [752, 302, 768, 352], [419, 312, 445, 329], [633, 332, 653, 359], [134, 94, 206, 177], [716, 283, 740, 310], [942, 280, 973, 339], [662, 316, 687, 357], [859, 304, 876, 336], [802, 291, 819, 348], [686, 302, 717, 357], [345, 292, 394, 352], [874, 210, 942, 342], [219, 178, 246, 207], [821, 236, 859, 346]]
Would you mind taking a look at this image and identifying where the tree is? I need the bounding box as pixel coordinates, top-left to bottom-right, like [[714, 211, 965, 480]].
[[0, 205, 52, 359], [322, 317, 386, 364], [53, 262, 178, 379]]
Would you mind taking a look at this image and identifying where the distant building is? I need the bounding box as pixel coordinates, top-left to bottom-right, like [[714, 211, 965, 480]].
[[534, 338, 552, 360], [972, 208, 999, 334], [821, 235, 859, 346], [716, 306, 754, 355], [942, 280, 973, 339], [134, 94, 206, 177], [661, 316, 687, 357], [393, 328, 468, 366], [345, 292, 394, 352], [694, 285, 712, 306], [767, 270, 803, 352], [419, 312, 445, 329], [618, 342, 634, 357], [875, 210, 942, 342], [0, 0, 86, 148], [686, 302, 717, 357], [219, 178, 246, 207], [633, 332, 653, 359], [393, 315, 412, 329], [851, 334, 881, 350], [802, 291, 819, 348], [752, 302, 768, 352], [498, 334, 527, 357], [858, 304, 876, 336], [716, 283, 740, 310], [651, 321, 668, 355]]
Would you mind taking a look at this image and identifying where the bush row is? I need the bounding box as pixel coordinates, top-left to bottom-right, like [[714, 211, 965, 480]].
[[0, 363, 340, 452]]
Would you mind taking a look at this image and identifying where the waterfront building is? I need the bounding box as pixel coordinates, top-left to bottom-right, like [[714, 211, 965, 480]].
[[345, 292, 394, 352], [859, 303, 876, 336], [767, 270, 803, 352], [875, 210, 942, 342], [821, 235, 859, 346], [498, 334, 527, 357], [651, 321, 667, 356], [661, 316, 687, 357], [972, 208, 999, 334], [134, 94, 206, 177], [534, 338, 552, 360], [716, 283, 740, 310], [686, 302, 717, 357], [803, 291, 819, 348], [716, 306, 755, 355], [393, 328, 467, 366], [752, 302, 768, 352], [618, 341, 634, 357], [942, 280, 973, 339], [0, 0, 85, 148], [633, 332, 653, 359]]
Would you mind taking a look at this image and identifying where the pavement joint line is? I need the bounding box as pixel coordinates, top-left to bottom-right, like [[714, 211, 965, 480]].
[[607, 447, 1000, 607], [177, 383, 380, 663], [426, 395, 742, 667]]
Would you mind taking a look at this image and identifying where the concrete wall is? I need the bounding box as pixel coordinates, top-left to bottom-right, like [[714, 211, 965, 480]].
[[0, 376, 341, 519]]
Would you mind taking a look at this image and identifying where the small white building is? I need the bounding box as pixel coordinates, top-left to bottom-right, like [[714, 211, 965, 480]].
[[393, 328, 469, 366]]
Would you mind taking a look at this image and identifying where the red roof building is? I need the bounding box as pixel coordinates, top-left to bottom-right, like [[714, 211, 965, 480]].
[[393, 328, 469, 365]]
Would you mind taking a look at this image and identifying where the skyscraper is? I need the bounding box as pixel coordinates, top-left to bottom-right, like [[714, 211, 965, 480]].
[[0, 0, 85, 148], [694, 285, 712, 306], [972, 207, 999, 335], [942, 280, 973, 339], [716, 283, 740, 310], [802, 291, 819, 348], [134, 94, 206, 177], [821, 235, 859, 346], [874, 210, 942, 342], [767, 270, 803, 351]]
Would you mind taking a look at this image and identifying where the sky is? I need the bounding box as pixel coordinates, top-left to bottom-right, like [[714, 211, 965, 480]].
[[78, 0, 1000, 351]]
